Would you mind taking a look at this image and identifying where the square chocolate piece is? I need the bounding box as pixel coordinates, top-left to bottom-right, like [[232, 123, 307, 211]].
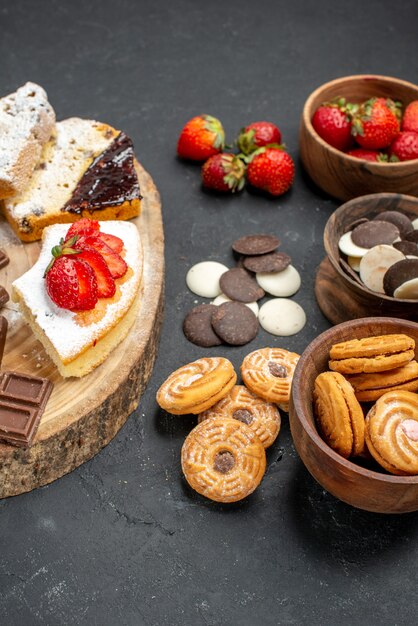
[[0, 286, 9, 309], [0, 250, 9, 270], [0, 371, 53, 447], [0, 316, 7, 368]]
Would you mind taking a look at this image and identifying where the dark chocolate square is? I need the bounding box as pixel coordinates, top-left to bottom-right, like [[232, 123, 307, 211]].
[[0, 250, 9, 270], [0, 399, 39, 446]]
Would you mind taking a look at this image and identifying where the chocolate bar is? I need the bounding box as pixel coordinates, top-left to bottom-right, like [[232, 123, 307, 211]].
[[0, 250, 9, 270], [0, 316, 7, 368], [0, 371, 53, 447], [0, 286, 9, 309]]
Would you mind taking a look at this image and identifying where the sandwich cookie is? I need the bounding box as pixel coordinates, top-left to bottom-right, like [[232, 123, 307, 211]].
[[198, 385, 281, 448], [365, 390, 418, 475], [156, 357, 237, 415], [329, 334, 415, 375], [347, 360, 418, 401], [181, 417, 266, 503], [241, 347, 300, 408], [313, 371, 365, 458]]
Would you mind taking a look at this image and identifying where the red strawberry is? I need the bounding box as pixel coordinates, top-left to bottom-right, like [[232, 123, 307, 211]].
[[79, 235, 128, 279], [346, 148, 388, 162], [311, 98, 353, 151], [45, 256, 98, 311], [402, 101, 418, 133], [201, 153, 246, 192], [65, 218, 100, 241], [246, 148, 295, 196], [352, 97, 400, 149], [96, 231, 124, 254], [177, 115, 225, 161], [237, 121, 282, 155], [390, 131, 418, 161], [75, 246, 116, 298]]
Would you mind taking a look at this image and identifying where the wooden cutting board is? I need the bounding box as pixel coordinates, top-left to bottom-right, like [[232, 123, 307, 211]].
[[0, 164, 164, 497]]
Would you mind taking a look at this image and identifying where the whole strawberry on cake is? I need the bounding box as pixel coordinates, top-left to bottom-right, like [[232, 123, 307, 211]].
[[12, 218, 143, 378]]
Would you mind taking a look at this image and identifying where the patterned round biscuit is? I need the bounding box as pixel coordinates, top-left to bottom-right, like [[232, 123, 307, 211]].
[[181, 417, 266, 503], [156, 357, 237, 415], [198, 385, 281, 448], [241, 347, 300, 404], [347, 360, 418, 402], [313, 371, 365, 458], [329, 334, 415, 374], [365, 390, 418, 475]]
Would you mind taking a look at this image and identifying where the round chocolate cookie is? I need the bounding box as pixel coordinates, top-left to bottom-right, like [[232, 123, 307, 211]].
[[383, 258, 418, 296], [351, 220, 400, 248], [393, 240, 418, 256], [243, 251, 291, 273], [211, 301, 258, 346], [220, 268, 265, 303], [232, 234, 280, 256], [183, 304, 223, 347], [405, 230, 418, 243], [374, 211, 414, 238]]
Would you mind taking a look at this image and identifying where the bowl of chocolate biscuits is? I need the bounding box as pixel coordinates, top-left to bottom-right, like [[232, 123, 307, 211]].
[[322, 192, 418, 322], [289, 316, 418, 513]]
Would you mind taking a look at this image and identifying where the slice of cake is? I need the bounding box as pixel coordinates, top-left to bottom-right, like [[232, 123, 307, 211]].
[[12, 220, 143, 378], [3, 118, 142, 242], [0, 82, 56, 199]]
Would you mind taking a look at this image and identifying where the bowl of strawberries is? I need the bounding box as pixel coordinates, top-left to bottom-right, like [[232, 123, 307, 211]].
[[299, 75, 418, 201]]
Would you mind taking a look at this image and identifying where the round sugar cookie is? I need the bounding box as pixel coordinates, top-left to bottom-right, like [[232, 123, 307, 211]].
[[256, 265, 301, 297], [258, 298, 306, 336], [181, 417, 266, 502], [211, 294, 259, 317], [156, 357, 237, 415], [186, 261, 229, 298], [241, 347, 300, 404], [365, 390, 418, 475], [198, 385, 281, 448]]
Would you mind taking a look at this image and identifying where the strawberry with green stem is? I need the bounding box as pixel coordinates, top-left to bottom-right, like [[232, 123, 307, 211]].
[[237, 121, 282, 155], [201, 153, 246, 192], [246, 147, 295, 196], [312, 97, 355, 151], [177, 115, 225, 161], [351, 97, 401, 150]]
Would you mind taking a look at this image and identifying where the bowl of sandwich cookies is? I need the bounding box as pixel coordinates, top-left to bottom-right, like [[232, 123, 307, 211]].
[[289, 317, 418, 514]]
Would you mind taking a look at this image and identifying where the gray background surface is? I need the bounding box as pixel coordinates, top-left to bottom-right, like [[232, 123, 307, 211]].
[[1, 0, 417, 624]]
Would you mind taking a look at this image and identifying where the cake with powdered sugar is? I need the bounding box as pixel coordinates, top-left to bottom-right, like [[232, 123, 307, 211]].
[[3, 117, 142, 242], [12, 220, 143, 378], [0, 82, 56, 199]]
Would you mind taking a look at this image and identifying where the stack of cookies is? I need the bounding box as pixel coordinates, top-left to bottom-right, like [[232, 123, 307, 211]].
[[156, 347, 300, 503], [313, 333, 418, 475]]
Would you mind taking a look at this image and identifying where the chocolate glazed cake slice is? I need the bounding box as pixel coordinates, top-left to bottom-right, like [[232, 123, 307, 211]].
[[62, 131, 142, 215], [3, 118, 142, 242]]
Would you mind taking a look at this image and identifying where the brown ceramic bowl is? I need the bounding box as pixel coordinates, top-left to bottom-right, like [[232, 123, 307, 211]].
[[299, 74, 418, 201], [289, 317, 418, 513], [323, 192, 418, 321]]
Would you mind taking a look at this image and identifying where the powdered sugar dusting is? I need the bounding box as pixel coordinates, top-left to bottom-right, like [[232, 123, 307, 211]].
[[4, 118, 114, 219], [12, 221, 142, 361]]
